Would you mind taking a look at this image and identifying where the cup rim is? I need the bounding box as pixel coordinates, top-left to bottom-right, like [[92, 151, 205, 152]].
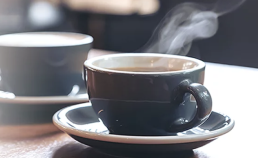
[[0, 32, 93, 48], [84, 53, 206, 75]]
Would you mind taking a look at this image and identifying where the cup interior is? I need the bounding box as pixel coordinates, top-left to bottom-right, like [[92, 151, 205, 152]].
[[85, 53, 205, 74]]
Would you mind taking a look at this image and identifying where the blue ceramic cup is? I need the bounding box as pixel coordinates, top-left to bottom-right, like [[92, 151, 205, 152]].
[[0, 32, 93, 96], [84, 53, 212, 136]]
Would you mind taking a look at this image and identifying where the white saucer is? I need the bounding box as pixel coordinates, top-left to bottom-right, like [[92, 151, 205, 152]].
[[53, 103, 235, 157]]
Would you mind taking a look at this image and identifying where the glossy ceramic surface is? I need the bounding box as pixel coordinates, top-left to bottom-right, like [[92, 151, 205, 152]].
[[53, 103, 234, 157], [0, 32, 93, 96], [84, 53, 212, 135]]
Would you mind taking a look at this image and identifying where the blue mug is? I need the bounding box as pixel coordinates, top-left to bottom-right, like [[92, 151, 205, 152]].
[[0, 32, 93, 96], [84, 53, 212, 136]]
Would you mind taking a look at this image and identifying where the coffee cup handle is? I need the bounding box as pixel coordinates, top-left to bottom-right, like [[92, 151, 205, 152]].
[[169, 79, 212, 132]]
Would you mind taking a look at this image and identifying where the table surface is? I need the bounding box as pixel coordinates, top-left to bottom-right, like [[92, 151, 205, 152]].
[[0, 49, 257, 158]]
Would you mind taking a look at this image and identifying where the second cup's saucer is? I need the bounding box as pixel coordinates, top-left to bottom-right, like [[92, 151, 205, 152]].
[[0, 90, 88, 104], [53, 103, 235, 157], [0, 90, 88, 125]]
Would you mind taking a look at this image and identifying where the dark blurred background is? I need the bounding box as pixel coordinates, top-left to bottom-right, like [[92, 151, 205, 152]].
[[0, 0, 256, 68]]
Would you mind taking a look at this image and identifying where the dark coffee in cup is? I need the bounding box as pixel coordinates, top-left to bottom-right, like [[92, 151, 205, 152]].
[[110, 67, 180, 72], [84, 53, 212, 136]]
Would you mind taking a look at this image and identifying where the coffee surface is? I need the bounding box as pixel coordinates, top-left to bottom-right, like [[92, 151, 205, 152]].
[[110, 67, 180, 72]]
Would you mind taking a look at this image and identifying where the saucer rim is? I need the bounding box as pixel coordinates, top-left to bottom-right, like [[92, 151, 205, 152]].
[[0, 94, 89, 104], [53, 103, 235, 144]]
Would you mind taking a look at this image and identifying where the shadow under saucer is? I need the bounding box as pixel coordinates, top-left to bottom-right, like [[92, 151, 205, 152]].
[[52, 142, 195, 158]]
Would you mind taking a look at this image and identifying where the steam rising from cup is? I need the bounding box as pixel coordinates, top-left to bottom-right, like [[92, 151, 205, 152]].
[[140, 0, 246, 55]]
